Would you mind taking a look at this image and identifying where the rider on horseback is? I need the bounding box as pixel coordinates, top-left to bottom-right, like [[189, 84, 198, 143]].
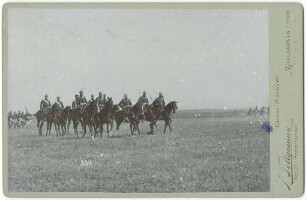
[[137, 91, 149, 105], [40, 94, 51, 110], [55, 96, 64, 109], [137, 91, 149, 120], [153, 92, 165, 118], [78, 90, 87, 109], [72, 95, 80, 109], [96, 92, 107, 111], [119, 94, 132, 111], [88, 94, 95, 104], [119, 94, 132, 123]]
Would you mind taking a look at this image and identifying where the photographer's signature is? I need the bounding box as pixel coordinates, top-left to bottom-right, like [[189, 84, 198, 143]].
[[278, 119, 299, 190]]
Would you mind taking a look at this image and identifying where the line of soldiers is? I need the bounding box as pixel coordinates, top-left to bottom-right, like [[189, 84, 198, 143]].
[[8, 110, 31, 120], [40, 90, 166, 112]]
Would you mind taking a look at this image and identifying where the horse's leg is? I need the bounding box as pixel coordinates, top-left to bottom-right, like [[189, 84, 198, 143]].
[[100, 124, 104, 138], [82, 123, 86, 138], [149, 122, 155, 134], [137, 122, 141, 135], [49, 122, 53, 135], [107, 123, 110, 134], [130, 122, 134, 135], [46, 121, 49, 136], [54, 122, 58, 137], [89, 123, 93, 137], [67, 119, 71, 134], [94, 122, 98, 138], [164, 122, 168, 134], [39, 121, 44, 136], [110, 120, 113, 131], [74, 121, 79, 138]]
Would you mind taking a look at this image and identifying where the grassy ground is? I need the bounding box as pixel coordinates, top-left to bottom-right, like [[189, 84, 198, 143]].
[[7, 115, 270, 192]]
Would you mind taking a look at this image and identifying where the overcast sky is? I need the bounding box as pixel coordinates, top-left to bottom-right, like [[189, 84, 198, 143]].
[[7, 8, 269, 112]]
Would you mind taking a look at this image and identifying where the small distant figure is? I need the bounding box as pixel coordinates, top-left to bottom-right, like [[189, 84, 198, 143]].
[[254, 106, 259, 115], [260, 106, 266, 116], [248, 107, 252, 116]]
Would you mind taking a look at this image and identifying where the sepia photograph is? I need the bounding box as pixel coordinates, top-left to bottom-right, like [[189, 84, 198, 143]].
[[5, 5, 271, 193]]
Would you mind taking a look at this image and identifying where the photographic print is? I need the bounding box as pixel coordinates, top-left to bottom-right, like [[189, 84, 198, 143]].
[[5, 3, 299, 196]]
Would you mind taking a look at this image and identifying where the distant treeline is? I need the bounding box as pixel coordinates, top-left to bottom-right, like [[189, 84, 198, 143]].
[[173, 109, 250, 119]]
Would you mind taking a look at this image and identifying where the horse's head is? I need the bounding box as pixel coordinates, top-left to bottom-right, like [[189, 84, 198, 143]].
[[169, 101, 178, 114], [63, 106, 71, 115], [113, 104, 119, 112]]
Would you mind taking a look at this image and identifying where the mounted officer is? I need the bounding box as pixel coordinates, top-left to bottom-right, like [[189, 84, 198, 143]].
[[153, 92, 165, 112], [96, 92, 107, 111], [79, 90, 87, 108], [88, 94, 95, 104], [55, 96, 64, 109], [137, 91, 149, 120], [40, 94, 51, 110], [72, 95, 80, 109], [40, 94, 51, 117], [119, 94, 132, 110], [137, 91, 149, 105]]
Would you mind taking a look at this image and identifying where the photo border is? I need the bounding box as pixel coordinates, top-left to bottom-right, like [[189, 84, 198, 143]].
[[2, 2, 304, 198]]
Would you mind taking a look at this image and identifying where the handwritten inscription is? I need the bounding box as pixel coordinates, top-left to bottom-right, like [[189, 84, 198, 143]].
[[278, 119, 299, 190]]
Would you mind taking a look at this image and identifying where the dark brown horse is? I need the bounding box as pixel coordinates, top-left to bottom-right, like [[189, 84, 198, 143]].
[[53, 105, 70, 136], [67, 107, 82, 138], [160, 101, 178, 133], [127, 102, 143, 135], [34, 107, 54, 136], [34, 110, 44, 136], [144, 101, 178, 134], [81, 100, 98, 138], [114, 102, 143, 135], [94, 98, 114, 137]]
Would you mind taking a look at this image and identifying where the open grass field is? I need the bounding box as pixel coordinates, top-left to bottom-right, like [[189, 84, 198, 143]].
[[7, 110, 270, 192]]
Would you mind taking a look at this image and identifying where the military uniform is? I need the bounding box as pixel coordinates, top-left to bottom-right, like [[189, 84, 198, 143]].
[[40, 99, 51, 110], [96, 97, 106, 109], [72, 97, 80, 109], [79, 96, 87, 106], [55, 100, 64, 109], [119, 98, 132, 109], [137, 95, 149, 105], [153, 96, 165, 108]]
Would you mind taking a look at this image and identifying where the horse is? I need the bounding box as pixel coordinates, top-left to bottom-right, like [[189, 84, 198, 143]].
[[127, 102, 144, 135], [113, 102, 142, 135], [34, 108, 51, 136], [67, 107, 82, 138], [53, 105, 70, 136], [94, 98, 114, 137], [160, 101, 178, 133], [144, 101, 178, 134], [81, 100, 98, 138], [34, 110, 44, 135]]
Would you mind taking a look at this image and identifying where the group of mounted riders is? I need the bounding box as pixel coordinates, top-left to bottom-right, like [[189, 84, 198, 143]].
[[35, 90, 178, 138], [8, 110, 32, 128], [247, 106, 269, 116]]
